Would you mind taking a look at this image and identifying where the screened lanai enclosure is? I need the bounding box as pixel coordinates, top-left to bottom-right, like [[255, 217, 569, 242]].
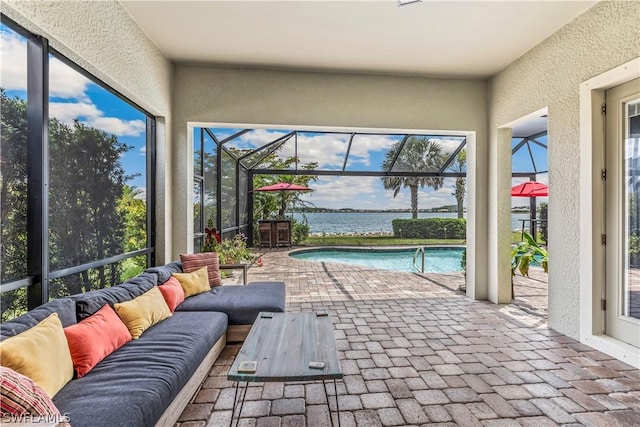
[[191, 125, 548, 250]]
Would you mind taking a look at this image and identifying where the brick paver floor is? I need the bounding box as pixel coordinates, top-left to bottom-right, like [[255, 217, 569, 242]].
[[176, 248, 640, 426]]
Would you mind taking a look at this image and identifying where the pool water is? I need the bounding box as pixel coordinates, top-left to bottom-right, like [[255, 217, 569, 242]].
[[290, 247, 465, 273]]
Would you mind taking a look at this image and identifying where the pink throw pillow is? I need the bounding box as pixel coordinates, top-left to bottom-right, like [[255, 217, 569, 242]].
[[158, 277, 186, 311]]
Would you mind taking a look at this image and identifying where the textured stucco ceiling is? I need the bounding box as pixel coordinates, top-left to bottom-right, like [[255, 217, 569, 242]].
[[120, 0, 597, 78]]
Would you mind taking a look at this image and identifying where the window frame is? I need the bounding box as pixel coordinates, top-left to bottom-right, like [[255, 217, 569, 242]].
[[0, 15, 156, 312]]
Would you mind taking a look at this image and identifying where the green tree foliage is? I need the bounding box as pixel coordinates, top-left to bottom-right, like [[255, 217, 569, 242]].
[[1, 90, 28, 320], [251, 154, 317, 245], [1, 89, 147, 320], [381, 137, 445, 219], [253, 155, 317, 219], [0, 90, 28, 282], [450, 150, 466, 219], [117, 186, 147, 280], [391, 218, 466, 239], [48, 119, 132, 297], [537, 201, 548, 243]]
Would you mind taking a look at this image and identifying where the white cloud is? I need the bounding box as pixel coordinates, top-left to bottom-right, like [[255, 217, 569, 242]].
[[133, 186, 146, 200], [87, 116, 146, 137], [230, 129, 289, 149], [1, 29, 142, 137], [49, 101, 146, 137], [0, 29, 27, 91], [0, 28, 91, 99], [434, 137, 466, 155], [297, 175, 460, 211], [49, 57, 92, 99], [222, 128, 468, 172], [49, 102, 101, 123]]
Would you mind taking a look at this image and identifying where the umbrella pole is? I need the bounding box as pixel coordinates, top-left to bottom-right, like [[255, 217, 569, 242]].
[[530, 196, 537, 240]]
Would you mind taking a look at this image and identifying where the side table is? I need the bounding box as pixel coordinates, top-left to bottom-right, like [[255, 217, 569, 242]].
[[219, 263, 248, 284]]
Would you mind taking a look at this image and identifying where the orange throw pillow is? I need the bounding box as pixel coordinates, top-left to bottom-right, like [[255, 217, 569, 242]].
[[180, 252, 222, 287], [63, 304, 132, 378], [158, 277, 185, 312]]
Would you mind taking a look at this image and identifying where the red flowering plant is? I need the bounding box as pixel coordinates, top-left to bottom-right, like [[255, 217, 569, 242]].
[[214, 233, 253, 264], [202, 219, 253, 264], [202, 218, 221, 253]]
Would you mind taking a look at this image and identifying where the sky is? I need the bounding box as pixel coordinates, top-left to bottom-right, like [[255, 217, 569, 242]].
[[211, 127, 548, 211], [1, 24, 148, 197], [2, 21, 547, 212]]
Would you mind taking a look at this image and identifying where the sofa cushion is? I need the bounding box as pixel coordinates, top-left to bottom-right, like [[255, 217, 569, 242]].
[[176, 281, 286, 325], [173, 266, 211, 298], [70, 272, 157, 321], [70, 286, 134, 321], [159, 277, 185, 312], [0, 298, 76, 340], [53, 311, 228, 427], [0, 313, 74, 398], [146, 261, 182, 284], [114, 287, 172, 339], [0, 366, 61, 416], [64, 305, 132, 378], [119, 271, 157, 296], [181, 252, 222, 287]]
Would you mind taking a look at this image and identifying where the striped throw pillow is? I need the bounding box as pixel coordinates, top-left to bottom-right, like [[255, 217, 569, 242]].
[[0, 366, 60, 416], [180, 252, 222, 287]]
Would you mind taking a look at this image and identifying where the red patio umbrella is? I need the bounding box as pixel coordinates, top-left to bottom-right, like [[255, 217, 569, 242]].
[[511, 181, 548, 197], [254, 183, 311, 192], [254, 182, 312, 217], [511, 181, 547, 239]]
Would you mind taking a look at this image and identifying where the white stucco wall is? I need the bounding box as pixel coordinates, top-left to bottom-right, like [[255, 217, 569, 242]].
[[172, 66, 488, 296], [1, 0, 174, 264], [488, 1, 640, 339]]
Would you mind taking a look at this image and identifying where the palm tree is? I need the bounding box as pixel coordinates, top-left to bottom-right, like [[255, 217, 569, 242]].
[[450, 149, 466, 218], [381, 137, 444, 218]]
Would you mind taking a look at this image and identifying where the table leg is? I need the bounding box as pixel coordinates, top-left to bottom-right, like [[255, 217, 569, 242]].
[[323, 379, 341, 427], [334, 379, 340, 426], [229, 381, 249, 427]]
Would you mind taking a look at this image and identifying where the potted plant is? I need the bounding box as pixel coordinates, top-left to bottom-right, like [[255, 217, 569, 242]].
[[511, 231, 548, 298], [214, 233, 253, 265]]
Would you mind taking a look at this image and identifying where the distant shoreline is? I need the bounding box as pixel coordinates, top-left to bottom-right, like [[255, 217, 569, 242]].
[[293, 209, 530, 214], [291, 211, 533, 234]]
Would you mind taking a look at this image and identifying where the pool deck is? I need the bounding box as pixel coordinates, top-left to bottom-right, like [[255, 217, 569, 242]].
[[176, 247, 640, 427]]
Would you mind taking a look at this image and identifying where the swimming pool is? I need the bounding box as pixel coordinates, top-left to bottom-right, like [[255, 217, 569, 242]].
[[290, 247, 465, 273]]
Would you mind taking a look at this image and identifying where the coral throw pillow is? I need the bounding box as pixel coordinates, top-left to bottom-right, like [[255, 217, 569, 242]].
[[159, 277, 186, 312], [0, 366, 60, 416], [0, 313, 73, 398], [63, 304, 132, 378], [181, 252, 222, 287], [172, 266, 211, 298], [114, 287, 172, 339]]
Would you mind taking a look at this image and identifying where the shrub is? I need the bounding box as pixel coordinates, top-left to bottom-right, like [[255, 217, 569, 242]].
[[291, 220, 310, 244], [391, 218, 466, 239]]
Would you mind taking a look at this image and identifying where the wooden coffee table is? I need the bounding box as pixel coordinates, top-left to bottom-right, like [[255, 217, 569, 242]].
[[228, 312, 343, 426]]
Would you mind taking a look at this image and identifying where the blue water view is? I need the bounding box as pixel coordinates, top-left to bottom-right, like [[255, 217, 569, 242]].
[[291, 212, 532, 235], [290, 247, 465, 273]]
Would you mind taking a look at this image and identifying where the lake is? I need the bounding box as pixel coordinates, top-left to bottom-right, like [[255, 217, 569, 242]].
[[291, 212, 533, 235]]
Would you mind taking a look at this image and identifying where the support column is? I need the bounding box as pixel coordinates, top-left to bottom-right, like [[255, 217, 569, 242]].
[[488, 128, 514, 303], [465, 133, 488, 300], [26, 36, 49, 309]]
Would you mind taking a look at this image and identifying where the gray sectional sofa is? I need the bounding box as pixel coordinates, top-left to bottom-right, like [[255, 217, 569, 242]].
[[0, 261, 286, 427]]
